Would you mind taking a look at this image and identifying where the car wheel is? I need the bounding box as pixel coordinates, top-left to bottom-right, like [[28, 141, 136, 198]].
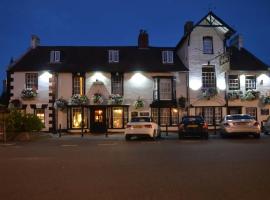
[[125, 135, 131, 141], [254, 134, 260, 139], [152, 130, 157, 140]]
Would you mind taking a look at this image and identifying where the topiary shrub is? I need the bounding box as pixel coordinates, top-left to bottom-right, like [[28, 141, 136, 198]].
[[23, 114, 45, 132]]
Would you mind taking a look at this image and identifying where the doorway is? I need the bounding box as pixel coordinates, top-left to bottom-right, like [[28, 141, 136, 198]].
[[90, 107, 107, 133]]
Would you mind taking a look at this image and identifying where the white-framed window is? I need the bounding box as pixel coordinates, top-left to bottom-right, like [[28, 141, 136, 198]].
[[202, 66, 216, 88], [108, 50, 119, 63], [25, 73, 38, 89], [73, 75, 84, 95], [162, 50, 174, 64], [111, 73, 123, 95], [159, 79, 172, 100], [50, 51, 61, 63], [203, 36, 213, 54], [228, 75, 240, 90], [245, 75, 256, 91]]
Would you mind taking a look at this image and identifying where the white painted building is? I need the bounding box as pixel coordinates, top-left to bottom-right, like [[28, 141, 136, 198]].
[[176, 12, 269, 128]]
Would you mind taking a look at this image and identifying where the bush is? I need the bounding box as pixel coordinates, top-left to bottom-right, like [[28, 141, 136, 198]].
[[6, 109, 44, 133]]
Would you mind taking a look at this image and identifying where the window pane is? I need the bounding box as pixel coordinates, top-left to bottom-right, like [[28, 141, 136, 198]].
[[160, 79, 172, 100], [202, 67, 216, 88], [171, 108, 178, 125], [215, 107, 222, 125], [160, 108, 170, 125], [151, 108, 159, 124], [203, 37, 213, 54], [245, 76, 256, 90], [72, 108, 86, 128], [228, 75, 239, 90], [73, 76, 84, 95], [113, 107, 123, 128], [111, 73, 123, 95], [25, 73, 38, 89], [246, 107, 257, 119], [36, 108, 45, 124], [204, 107, 214, 125]]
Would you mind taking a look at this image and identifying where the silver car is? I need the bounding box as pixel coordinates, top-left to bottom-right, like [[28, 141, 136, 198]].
[[220, 114, 261, 138]]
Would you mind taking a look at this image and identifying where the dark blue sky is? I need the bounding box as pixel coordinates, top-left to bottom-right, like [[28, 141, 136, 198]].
[[1, 0, 270, 92]]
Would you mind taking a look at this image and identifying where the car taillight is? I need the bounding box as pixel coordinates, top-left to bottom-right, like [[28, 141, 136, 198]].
[[126, 125, 132, 128], [203, 122, 208, 129], [144, 124, 152, 128], [253, 122, 260, 126]]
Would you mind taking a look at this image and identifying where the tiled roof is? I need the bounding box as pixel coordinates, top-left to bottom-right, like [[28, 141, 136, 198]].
[[228, 46, 269, 71], [8, 46, 188, 72]]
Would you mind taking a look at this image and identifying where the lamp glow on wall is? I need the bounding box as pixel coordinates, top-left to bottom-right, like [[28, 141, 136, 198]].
[[39, 71, 52, 87], [91, 72, 107, 83], [258, 74, 270, 86], [217, 77, 226, 90], [189, 77, 202, 90], [130, 72, 148, 87]]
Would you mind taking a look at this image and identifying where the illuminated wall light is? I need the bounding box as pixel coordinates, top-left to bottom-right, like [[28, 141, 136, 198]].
[[189, 78, 202, 90], [39, 71, 52, 82], [217, 78, 226, 90], [258, 74, 270, 85], [172, 108, 178, 113], [91, 72, 107, 83], [130, 72, 148, 87]]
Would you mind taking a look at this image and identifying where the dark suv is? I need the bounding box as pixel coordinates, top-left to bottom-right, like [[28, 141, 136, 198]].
[[178, 116, 208, 139]]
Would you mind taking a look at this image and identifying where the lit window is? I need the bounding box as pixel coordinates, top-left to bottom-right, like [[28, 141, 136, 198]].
[[72, 108, 87, 128], [25, 73, 38, 90], [111, 73, 123, 95], [73, 75, 84, 95], [154, 77, 175, 101], [108, 50, 119, 63], [35, 108, 45, 124], [113, 107, 123, 128], [228, 75, 240, 90], [50, 51, 61, 63], [162, 51, 174, 64], [203, 36, 213, 54], [171, 108, 179, 125], [202, 66, 216, 88], [160, 108, 170, 126], [245, 75, 256, 91]]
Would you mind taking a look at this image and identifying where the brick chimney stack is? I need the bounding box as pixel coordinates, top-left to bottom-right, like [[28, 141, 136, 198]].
[[184, 21, 194, 35], [138, 30, 149, 48], [31, 35, 40, 49]]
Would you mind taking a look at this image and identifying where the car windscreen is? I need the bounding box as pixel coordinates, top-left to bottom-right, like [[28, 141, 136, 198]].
[[182, 117, 204, 123], [226, 115, 253, 120], [131, 117, 151, 122]]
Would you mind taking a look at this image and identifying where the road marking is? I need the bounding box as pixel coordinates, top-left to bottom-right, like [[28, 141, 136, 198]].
[[98, 143, 118, 146], [61, 144, 78, 147]]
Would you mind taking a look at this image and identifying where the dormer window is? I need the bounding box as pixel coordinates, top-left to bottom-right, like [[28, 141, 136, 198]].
[[162, 51, 174, 64], [50, 50, 61, 63], [108, 50, 119, 63]]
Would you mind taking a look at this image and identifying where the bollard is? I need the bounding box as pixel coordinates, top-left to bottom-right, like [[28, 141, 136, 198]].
[[166, 124, 168, 136], [58, 124, 62, 138]]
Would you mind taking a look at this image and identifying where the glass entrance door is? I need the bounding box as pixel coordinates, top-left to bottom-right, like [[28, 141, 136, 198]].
[[90, 107, 107, 133]]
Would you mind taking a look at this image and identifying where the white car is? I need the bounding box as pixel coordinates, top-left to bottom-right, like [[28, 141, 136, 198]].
[[124, 117, 161, 140], [220, 114, 261, 138]]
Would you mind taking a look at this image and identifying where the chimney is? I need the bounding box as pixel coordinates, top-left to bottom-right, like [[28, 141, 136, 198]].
[[229, 34, 243, 50], [184, 21, 193, 35], [138, 30, 149, 48], [31, 35, 40, 49]]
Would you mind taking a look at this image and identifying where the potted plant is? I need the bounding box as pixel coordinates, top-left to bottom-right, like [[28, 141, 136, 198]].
[[54, 97, 68, 111], [241, 90, 260, 101], [109, 94, 123, 105], [178, 96, 186, 108], [261, 95, 270, 104], [227, 91, 242, 100], [70, 94, 89, 105], [21, 88, 37, 100], [201, 88, 218, 100], [134, 97, 144, 109], [92, 93, 103, 104]]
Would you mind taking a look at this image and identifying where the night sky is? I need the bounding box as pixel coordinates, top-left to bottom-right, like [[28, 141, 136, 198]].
[[0, 0, 270, 92]]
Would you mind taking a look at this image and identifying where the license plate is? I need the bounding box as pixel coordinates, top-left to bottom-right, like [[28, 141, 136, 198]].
[[133, 125, 142, 128], [187, 125, 198, 128]]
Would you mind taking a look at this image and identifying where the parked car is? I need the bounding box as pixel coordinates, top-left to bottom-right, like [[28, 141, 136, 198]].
[[220, 114, 261, 138], [178, 116, 208, 139], [262, 116, 270, 135], [124, 117, 161, 140]]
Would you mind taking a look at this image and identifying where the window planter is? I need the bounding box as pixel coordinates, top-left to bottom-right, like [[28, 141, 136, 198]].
[[92, 93, 103, 105], [201, 88, 218, 100], [69, 94, 89, 105], [108, 94, 123, 105], [54, 98, 68, 111], [241, 90, 260, 101], [21, 88, 37, 100], [227, 91, 242, 100]]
